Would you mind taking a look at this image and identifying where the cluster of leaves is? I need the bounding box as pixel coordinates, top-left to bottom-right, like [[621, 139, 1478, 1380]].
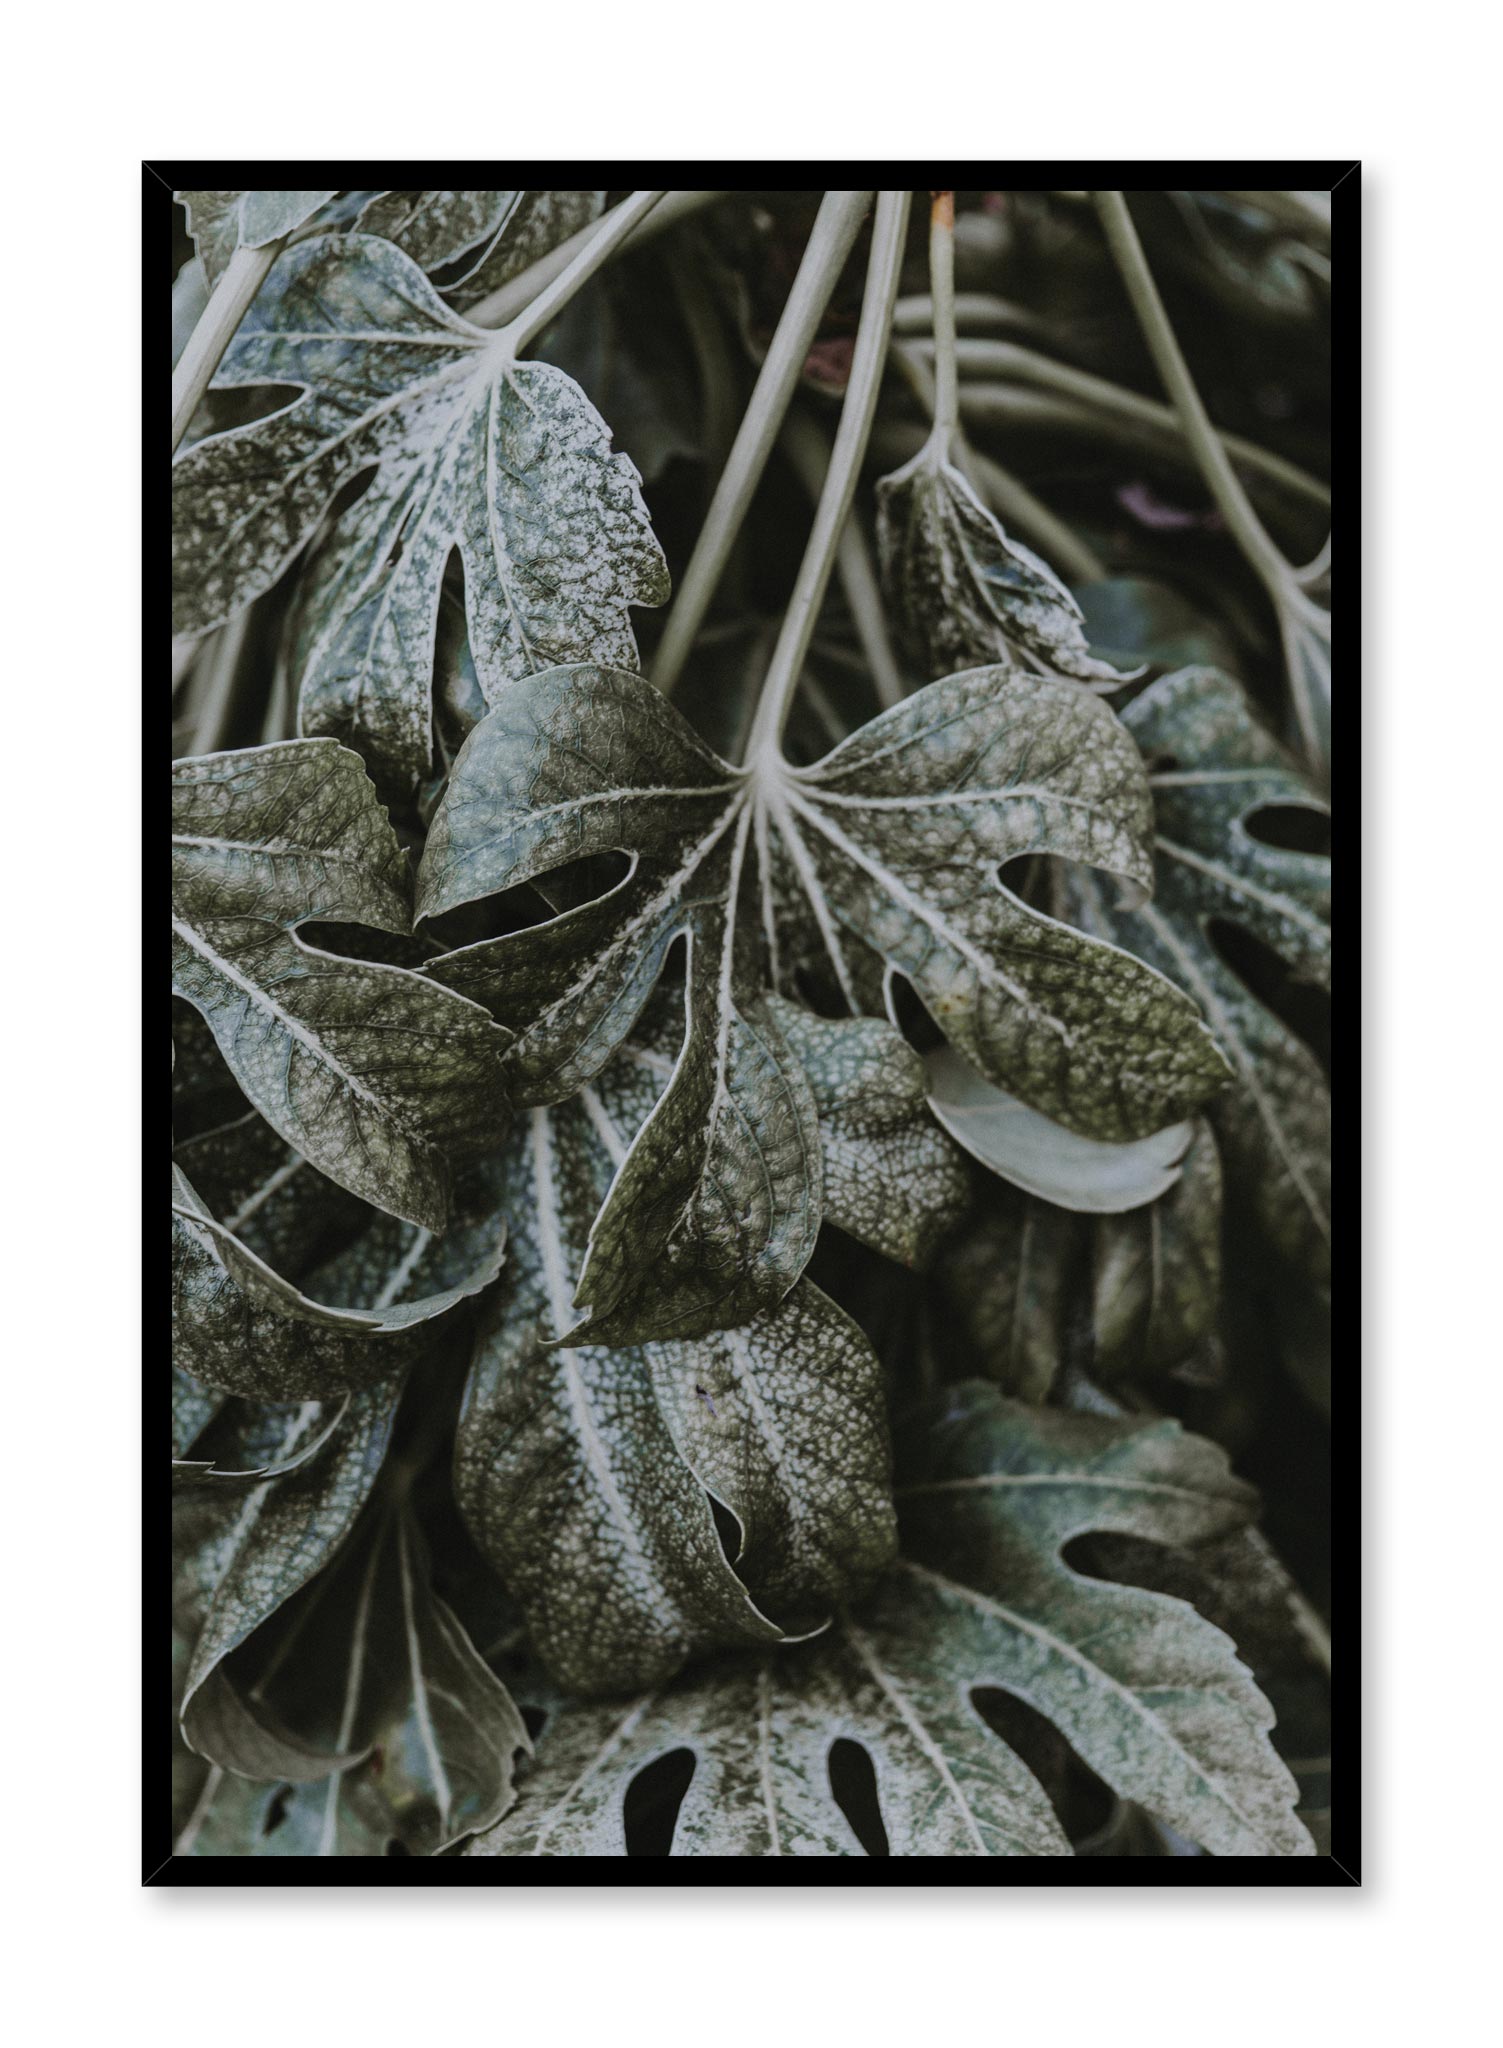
[[171, 186, 1332, 1861]]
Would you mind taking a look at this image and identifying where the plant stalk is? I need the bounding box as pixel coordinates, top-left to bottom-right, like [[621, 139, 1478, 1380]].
[[1093, 191, 1292, 592], [927, 191, 959, 453], [651, 189, 875, 698], [496, 191, 666, 357], [171, 239, 284, 455], [892, 344, 1105, 584], [780, 409, 905, 711], [466, 190, 729, 332], [746, 189, 912, 762], [906, 336, 1331, 514]]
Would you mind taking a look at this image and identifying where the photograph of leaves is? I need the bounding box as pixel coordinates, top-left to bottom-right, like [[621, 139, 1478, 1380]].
[[168, 178, 1336, 1867]]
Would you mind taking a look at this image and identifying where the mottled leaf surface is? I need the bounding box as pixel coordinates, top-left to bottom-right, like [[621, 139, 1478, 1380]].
[[172, 237, 669, 788], [419, 668, 822, 1344], [175, 1504, 528, 1856], [178, 189, 338, 288], [455, 1035, 894, 1694], [468, 1388, 1306, 1858], [356, 189, 604, 307], [769, 998, 969, 1267], [172, 741, 511, 1229], [934, 1185, 1081, 1401], [1058, 667, 1330, 1284], [171, 1159, 504, 1401], [1092, 1119, 1223, 1382], [769, 667, 1231, 1138], [174, 1379, 403, 1776], [465, 1595, 1069, 1858], [876, 445, 1126, 685], [419, 663, 1227, 1335], [896, 1385, 1312, 1855]]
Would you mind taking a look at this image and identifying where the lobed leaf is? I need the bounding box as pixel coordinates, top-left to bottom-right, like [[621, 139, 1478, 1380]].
[[178, 189, 338, 288], [876, 446, 1128, 685], [467, 1387, 1306, 1857], [455, 1032, 895, 1694], [172, 741, 512, 1229], [420, 662, 1229, 1337], [172, 236, 669, 789], [1058, 666, 1330, 1285]]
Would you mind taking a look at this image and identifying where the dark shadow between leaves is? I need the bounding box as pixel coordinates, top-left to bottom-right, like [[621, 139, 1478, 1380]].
[[1205, 916, 1331, 1077]]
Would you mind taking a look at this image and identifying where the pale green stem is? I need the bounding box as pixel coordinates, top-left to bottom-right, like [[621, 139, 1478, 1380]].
[[495, 190, 666, 357], [171, 239, 283, 455], [909, 335, 1330, 513], [189, 609, 251, 756], [780, 408, 905, 711], [892, 290, 1043, 339], [466, 190, 729, 332], [1095, 190, 1330, 770], [651, 190, 875, 698], [1093, 191, 1293, 592], [927, 191, 960, 453], [746, 189, 912, 762], [892, 343, 1105, 584]]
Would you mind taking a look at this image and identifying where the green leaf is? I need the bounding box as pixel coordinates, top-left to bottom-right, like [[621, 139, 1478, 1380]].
[[1092, 1118, 1223, 1381], [1058, 666, 1330, 1285], [171, 1158, 505, 1401], [455, 1031, 895, 1694], [467, 1387, 1307, 1859], [174, 1504, 529, 1856], [174, 1377, 403, 1778], [768, 997, 969, 1267], [177, 189, 338, 288], [418, 663, 1228, 1334], [933, 1184, 1082, 1401], [356, 189, 604, 307], [172, 740, 512, 1230], [924, 1045, 1193, 1212], [419, 668, 822, 1344], [172, 236, 669, 789], [896, 1385, 1312, 1855], [875, 447, 1127, 685], [172, 1388, 350, 1492]]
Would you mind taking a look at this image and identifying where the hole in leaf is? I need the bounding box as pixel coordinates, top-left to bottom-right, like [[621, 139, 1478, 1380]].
[[1242, 804, 1331, 857], [969, 1687, 1116, 1844], [889, 974, 944, 1054], [827, 1739, 889, 1856], [995, 854, 1042, 904], [706, 1491, 742, 1565], [519, 1704, 549, 1743], [261, 1785, 292, 1837], [1205, 917, 1331, 1078], [622, 1748, 696, 1856], [534, 849, 633, 915]]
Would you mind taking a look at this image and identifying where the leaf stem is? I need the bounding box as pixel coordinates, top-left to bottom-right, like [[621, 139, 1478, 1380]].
[[1093, 191, 1293, 592], [466, 190, 727, 332], [927, 191, 959, 454], [495, 190, 667, 357], [746, 189, 912, 762], [780, 408, 905, 710], [891, 343, 1105, 584], [1093, 190, 1330, 770], [652, 190, 875, 698], [170, 239, 284, 455], [917, 335, 1330, 515]]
